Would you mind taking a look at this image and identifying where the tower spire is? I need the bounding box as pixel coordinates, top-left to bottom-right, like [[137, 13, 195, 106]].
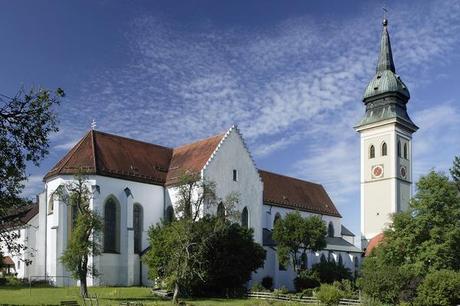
[[376, 17, 395, 73]]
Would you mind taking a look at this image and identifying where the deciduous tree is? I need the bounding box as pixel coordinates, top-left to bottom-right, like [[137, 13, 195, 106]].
[[272, 212, 327, 273], [57, 171, 102, 298], [0, 87, 63, 261]]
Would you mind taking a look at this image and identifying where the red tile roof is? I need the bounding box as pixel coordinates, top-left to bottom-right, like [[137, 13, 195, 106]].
[[45, 130, 341, 217], [364, 232, 385, 256], [0, 204, 39, 230], [45, 130, 224, 186], [2, 256, 14, 266], [166, 133, 225, 186], [259, 170, 341, 217]]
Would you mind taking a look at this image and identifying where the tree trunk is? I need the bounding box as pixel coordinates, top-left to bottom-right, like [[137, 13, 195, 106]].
[[172, 282, 179, 304], [80, 255, 89, 298]]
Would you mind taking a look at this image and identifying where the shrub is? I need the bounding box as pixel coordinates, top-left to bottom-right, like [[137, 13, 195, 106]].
[[273, 286, 289, 297], [415, 270, 460, 306], [358, 257, 415, 305], [333, 279, 358, 299], [315, 284, 343, 306], [261, 276, 273, 290], [251, 282, 266, 292], [311, 261, 352, 284], [294, 269, 320, 291]]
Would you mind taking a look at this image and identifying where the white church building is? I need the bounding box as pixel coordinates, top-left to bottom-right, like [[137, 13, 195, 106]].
[[2, 18, 415, 290]]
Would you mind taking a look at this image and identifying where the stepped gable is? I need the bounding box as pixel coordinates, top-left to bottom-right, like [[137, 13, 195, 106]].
[[259, 170, 341, 218]]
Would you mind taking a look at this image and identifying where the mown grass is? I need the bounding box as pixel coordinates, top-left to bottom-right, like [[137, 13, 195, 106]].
[[0, 286, 298, 306]]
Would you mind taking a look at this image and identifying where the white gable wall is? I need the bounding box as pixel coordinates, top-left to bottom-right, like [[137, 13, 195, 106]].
[[203, 128, 264, 243]]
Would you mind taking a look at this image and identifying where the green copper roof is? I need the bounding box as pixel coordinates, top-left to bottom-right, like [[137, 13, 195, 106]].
[[356, 19, 417, 131], [363, 19, 410, 101]]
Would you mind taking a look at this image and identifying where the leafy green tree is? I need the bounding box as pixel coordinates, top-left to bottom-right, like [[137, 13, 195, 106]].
[[415, 270, 460, 306], [450, 155, 460, 191], [311, 261, 352, 284], [144, 173, 246, 303], [360, 169, 460, 304], [195, 218, 265, 296], [272, 212, 326, 272], [57, 172, 102, 298], [0, 87, 63, 255]]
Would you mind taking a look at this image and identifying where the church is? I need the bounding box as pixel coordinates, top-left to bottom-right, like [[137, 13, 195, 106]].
[[1, 18, 415, 290]]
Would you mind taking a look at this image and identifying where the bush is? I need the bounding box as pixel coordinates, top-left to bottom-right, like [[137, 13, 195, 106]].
[[251, 282, 266, 292], [261, 276, 273, 290], [294, 269, 320, 291], [315, 284, 343, 306], [273, 286, 289, 297], [358, 257, 415, 305], [311, 261, 352, 284], [415, 270, 460, 306], [333, 279, 358, 299]]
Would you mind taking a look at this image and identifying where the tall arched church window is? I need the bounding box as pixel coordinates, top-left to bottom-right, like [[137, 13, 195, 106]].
[[241, 207, 249, 229], [104, 197, 120, 253], [381, 142, 387, 156], [67, 204, 78, 241], [273, 213, 281, 228], [397, 140, 401, 157], [320, 254, 327, 263], [369, 145, 375, 159], [403, 143, 408, 159], [328, 222, 334, 238], [217, 202, 225, 218], [338, 254, 343, 266], [165, 206, 174, 224], [133, 204, 143, 254]]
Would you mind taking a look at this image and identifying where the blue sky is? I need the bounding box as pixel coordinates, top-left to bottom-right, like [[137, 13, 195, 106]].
[[1, 0, 460, 238]]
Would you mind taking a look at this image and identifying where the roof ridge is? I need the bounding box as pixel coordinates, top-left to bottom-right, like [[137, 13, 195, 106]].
[[259, 169, 322, 187], [173, 131, 226, 151], [91, 130, 98, 174], [93, 130, 174, 151], [52, 131, 93, 177]]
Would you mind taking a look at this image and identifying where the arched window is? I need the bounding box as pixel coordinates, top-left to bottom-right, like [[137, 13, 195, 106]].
[[369, 145, 375, 159], [133, 203, 143, 254], [217, 202, 225, 219], [104, 197, 120, 253], [397, 140, 401, 157], [328, 222, 334, 238], [273, 213, 281, 228], [338, 254, 343, 266], [165, 206, 174, 224], [403, 143, 408, 159], [381, 142, 387, 156], [320, 253, 327, 263], [354, 256, 359, 268], [241, 207, 249, 229], [300, 253, 308, 270], [67, 203, 78, 241]]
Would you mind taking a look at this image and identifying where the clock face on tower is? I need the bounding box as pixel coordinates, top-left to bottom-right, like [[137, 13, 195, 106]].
[[400, 166, 407, 178], [371, 164, 384, 179]]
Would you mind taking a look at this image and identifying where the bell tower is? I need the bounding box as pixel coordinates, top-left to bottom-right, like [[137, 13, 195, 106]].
[[354, 18, 418, 248]]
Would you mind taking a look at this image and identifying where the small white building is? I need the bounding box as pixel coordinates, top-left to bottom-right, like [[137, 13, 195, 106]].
[[2, 126, 360, 290], [0, 204, 39, 279]]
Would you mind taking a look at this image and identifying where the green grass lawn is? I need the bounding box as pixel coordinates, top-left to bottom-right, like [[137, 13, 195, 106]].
[[0, 286, 296, 306]]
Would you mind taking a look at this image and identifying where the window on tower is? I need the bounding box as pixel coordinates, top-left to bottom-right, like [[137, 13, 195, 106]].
[[397, 140, 401, 157], [381, 142, 387, 156], [369, 145, 375, 159], [403, 143, 408, 159]]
